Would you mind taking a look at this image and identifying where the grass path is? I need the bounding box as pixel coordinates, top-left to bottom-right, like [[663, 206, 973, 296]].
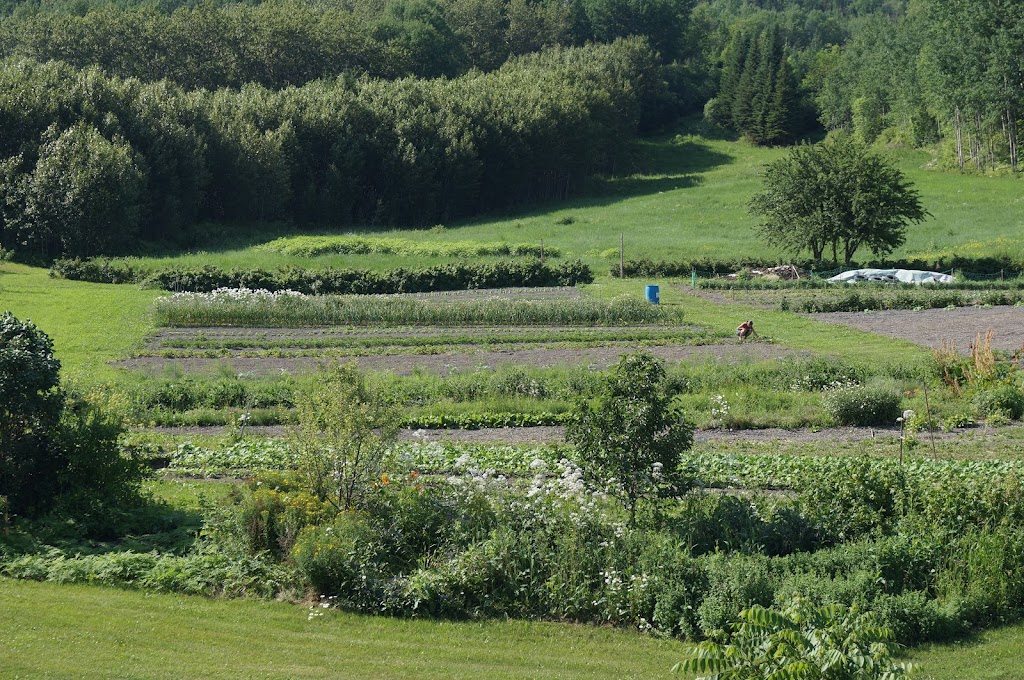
[[2, 579, 1023, 679], [0, 263, 160, 380], [584, 277, 932, 366]]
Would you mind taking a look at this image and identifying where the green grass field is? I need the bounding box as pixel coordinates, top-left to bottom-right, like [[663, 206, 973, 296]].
[[0, 262, 160, 380], [2, 578, 1022, 679]]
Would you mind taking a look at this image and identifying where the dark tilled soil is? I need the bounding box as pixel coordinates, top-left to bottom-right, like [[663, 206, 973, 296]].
[[116, 341, 796, 376], [811, 306, 1024, 352]]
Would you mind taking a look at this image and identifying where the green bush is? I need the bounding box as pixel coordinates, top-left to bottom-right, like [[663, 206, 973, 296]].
[[1, 313, 145, 531], [0, 312, 63, 517], [51, 258, 594, 293], [797, 458, 909, 542], [236, 479, 336, 557], [290, 514, 386, 608], [257, 235, 561, 259], [972, 383, 1024, 420], [822, 383, 902, 426]]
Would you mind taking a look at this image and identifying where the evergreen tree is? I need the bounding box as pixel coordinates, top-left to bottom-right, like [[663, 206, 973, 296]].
[[730, 34, 759, 133], [763, 54, 798, 143]]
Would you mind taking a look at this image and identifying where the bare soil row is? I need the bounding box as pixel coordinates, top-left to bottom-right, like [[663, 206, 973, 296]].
[[117, 342, 796, 376]]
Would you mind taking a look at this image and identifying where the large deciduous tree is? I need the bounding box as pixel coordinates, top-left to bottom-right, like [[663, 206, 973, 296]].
[[749, 135, 928, 265], [566, 351, 693, 528]]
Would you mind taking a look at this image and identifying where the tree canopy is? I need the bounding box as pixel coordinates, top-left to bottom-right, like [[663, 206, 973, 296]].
[[749, 135, 928, 264]]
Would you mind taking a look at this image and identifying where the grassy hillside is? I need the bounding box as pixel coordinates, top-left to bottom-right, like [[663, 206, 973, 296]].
[[109, 125, 1024, 273], [0, 579, 688, 680]]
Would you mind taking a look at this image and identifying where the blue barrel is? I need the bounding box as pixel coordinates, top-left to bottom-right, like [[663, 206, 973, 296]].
[[645, 284, 660, 304]]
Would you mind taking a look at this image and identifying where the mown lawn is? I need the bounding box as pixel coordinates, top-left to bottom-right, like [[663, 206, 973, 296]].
[[0, 262, 159, 381], [0, 579, 688, 680], [2, 579, 1022, 679]]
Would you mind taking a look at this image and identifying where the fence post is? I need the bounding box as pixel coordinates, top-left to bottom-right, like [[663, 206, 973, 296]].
[[691, 269, 696, 289], [619, 232, 624, 279]]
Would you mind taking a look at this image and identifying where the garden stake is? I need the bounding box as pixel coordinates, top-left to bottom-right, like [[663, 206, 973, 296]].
[[923, 381, 937, 457], [898, 417, 904, 465]]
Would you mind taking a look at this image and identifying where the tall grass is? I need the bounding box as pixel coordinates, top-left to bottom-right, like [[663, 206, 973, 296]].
[[154, 292, 685, 328]]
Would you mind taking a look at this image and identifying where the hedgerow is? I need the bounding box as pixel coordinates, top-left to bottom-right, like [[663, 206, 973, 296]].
[[51, 258, 593, 294]]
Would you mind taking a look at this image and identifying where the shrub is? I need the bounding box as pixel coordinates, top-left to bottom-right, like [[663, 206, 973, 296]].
[[236, 479, 336, 557], [0, 312, 63, 518], [678, 596, 914, 679], [872, 591, 964, 644], [797, 458, 909, 543], [822, 383, 902, 426], [972, 383, 1024, 420], [290, 514, 385, 607], [567, 351, 695, 528], [292, 363, 400, 512], [257, 235, 560, 259], [51, 258, 593, 293]]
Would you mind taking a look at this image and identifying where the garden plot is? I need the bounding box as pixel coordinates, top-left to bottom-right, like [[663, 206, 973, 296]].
[[117, 340, 795, 376], [146, 324, 719, 352], [123, 290, 792, 375], [812, 306, 1024, 352]]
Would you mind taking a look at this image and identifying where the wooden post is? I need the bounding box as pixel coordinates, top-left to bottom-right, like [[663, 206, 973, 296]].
[[923, 381, 937, 457], [619, 232, 624, 279]]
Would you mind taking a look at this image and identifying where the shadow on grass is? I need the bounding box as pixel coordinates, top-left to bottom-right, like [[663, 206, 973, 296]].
[[433, 133, 737, 233], [134, 126, 737, 255], [21, 497, 207, 557]]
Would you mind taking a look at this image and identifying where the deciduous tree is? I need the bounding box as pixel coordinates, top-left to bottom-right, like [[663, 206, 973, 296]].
[[292, 363, 401, 512], [566, 351, 693, 528], [750, 135, 928, 265]]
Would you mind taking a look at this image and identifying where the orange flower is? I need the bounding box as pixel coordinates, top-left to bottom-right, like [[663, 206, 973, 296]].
[[410, 470, 419, 480], [381, 473, 390, 485]]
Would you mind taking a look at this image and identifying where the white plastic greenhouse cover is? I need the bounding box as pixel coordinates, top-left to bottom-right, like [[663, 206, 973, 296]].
[[827, 269, 954, 284]]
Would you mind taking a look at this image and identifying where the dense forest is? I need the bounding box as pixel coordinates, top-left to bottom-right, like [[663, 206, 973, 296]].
[[0, 0, 1019, 258]]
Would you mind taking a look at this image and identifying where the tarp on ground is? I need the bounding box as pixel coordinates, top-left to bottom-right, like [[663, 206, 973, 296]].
[[827, 268, 954, 284]]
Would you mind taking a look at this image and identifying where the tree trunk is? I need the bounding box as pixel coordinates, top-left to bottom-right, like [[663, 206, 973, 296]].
[[1006, 108, 1019, 173], [971, 111, 983, 170], [954, 107, 965, 170]]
